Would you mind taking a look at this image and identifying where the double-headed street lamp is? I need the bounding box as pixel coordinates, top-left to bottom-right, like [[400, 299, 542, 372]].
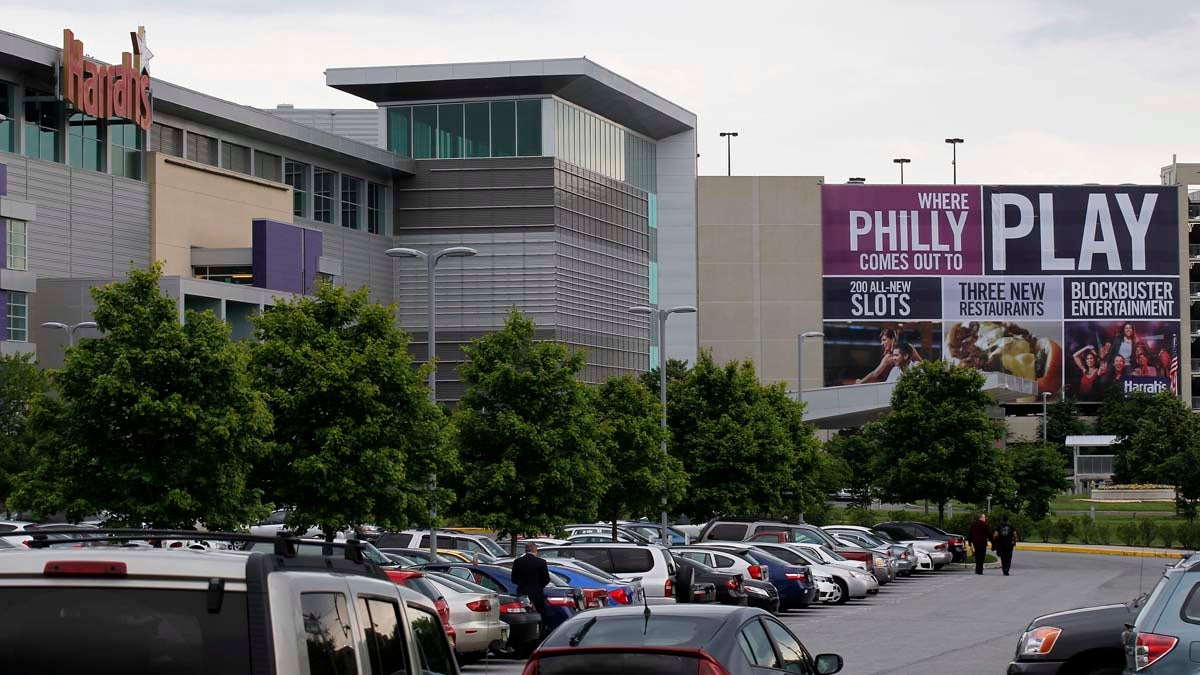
[[893, 157, 911, 184], [945, 138, 964, 184], [386, 245, 478, 557], [629, 304, 696, 546], [719, 132, 738, 176], [41, 321, 97, 348]]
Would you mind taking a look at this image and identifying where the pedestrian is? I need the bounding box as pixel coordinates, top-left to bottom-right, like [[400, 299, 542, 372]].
[[968, 513, 990, 575], [511, 540, 550, 614], [992, 516, 1018, 576]]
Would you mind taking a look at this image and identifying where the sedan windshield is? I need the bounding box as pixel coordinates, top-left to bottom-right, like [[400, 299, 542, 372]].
[[546, 615, 725, 649]]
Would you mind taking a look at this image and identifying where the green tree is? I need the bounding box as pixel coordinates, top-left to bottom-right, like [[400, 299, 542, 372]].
[[998, 441, 1070, 521], [250, 282, 446, 540], [0, 354, 47, 514], [827, 425, 880, 508], [666, 352, 810, 519], [593, 375, 686, 538], [764, 385, 833, 523], [639, 358, 691, 395], [453, 310, 608, 546], [873, 361, 1003, 522], [1045, 396, 1088, 464], [12, 264, 271, 528], [1103, 391, 1193, 484]]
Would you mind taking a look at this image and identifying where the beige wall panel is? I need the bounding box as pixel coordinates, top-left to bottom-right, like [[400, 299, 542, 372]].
[[759, 301, 823, 339], [697, 176, 756, 224], [760, 224, 822, 266], [756, 176, 822, 225], [698, 262, 757, 301], [758, 263, 812, 302], [698, 302, 758, 341], [705, 340, 759, 367], [698, 224, 754, 263]]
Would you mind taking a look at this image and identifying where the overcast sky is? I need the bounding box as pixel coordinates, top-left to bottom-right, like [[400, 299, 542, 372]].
[[7, 0, 1198, 184]]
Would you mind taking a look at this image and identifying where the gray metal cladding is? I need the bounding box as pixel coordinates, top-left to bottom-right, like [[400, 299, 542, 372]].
[[307, 220, 395, 305], [264, 108, 381, 147]]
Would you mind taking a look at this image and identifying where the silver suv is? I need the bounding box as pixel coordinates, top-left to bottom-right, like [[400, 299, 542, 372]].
[[540, 542, 679, 605], [0, 530, 460, 674]]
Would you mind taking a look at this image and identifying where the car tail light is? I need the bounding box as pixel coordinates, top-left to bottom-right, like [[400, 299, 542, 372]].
[[546, 596, 575, 607], [901, 551, 909, 559], [725, 577, 740, 590], [43, 561, 127, 577], [608, 587, 630, 605], [697, 653, 732, 675], [664, 577, 673, 597], [935, 543, 946, 551], [435, 598, 451, 625], [465, 599, 492, 613], [1134, 632, 1178, 670], [446, 624, 456, 647], [948, 537, 963, 546], [1018, 627, 1062, 655], [521, 657, 540, 675], [583, 588, 608, 608], [747, 565, 764, 580], [784, 573, 807, 582], [500, 601, 526, 614]]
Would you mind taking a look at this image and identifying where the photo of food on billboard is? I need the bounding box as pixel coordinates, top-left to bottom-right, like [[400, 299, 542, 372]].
[[822, 321, 942, 387], [1063, 320, 1180, 400], [942, 321, 1063, 400]]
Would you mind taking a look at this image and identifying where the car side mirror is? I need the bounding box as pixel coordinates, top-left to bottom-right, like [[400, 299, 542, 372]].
[[815, 653, 843, 675]]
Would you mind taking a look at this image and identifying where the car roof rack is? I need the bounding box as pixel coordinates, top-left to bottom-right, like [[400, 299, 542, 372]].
[[23, 528, 370, 563], [707, 517, 807, 525]]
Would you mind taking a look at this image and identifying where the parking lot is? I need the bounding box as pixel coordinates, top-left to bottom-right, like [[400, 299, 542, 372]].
[[461, 550, 1166, 674]]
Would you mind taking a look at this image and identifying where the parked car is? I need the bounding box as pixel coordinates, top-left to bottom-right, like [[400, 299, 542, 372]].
[[377, 530, 508, 558], [748, 528, 892, 584], [740, 541, 876, 604], [425, 571, 541, 659], [562, 523, 653, 543], [379, 547, 455, 565], [524, 605, 844, 675], [674, 545, 817, 611], [540, 542, 680, 605], [619, 520, 691, 545], [674, 555, 748, 606], [416, 562, 585, 635], [2, 529, 459, 674], [824, 525, 915, 576], [422, 572, 510, 662], [743, 577, 782, 614], [701, 517, 883, 578], [1007, 591, 1154, 675], [1121, 554, 1200, 673], [564, 533, 643, 544], [874, 521, 968, 562], [829, 524, 953, 571], [517, 560, 643, 607], [385, 569, 456, 646]]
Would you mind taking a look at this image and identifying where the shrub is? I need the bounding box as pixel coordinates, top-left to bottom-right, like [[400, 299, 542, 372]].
[[1054, 518, 1077, 544], [1138, 519, 1158, 548], [1117, 521, 1139, 547], [1179, 521, 1200, 550], [1076, 516, 1095, 544], [944, 514, 975, 539], [1092, 523, 1112, 545], [845, 507, 880, 528], [1034, 519, 1053, 543], [1157, 522, 1178, 549], [886, 509, 920, 523]]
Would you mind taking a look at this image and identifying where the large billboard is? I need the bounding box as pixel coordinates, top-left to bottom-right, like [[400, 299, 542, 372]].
[[822, 184, 1180, 401]]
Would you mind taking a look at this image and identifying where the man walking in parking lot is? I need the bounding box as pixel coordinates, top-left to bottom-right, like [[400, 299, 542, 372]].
[[992, 516, 1018, 576], [968, 513, 990, 575], [511, 541, 550, 614]]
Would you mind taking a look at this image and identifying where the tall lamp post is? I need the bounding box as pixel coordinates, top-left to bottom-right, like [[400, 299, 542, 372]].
[[386, 245, 478, 558], [797, 331, 824, 414], [945, 138, 963, 184], [629, 304, 697, 546], [41, 321, 97, 348], [893, 158, 911, 184], [719, 132, 738, 176], [1041, 392, 1051, 441]]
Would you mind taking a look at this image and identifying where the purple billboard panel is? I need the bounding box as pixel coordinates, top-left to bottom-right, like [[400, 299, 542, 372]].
[[822, 184, 983, 276]]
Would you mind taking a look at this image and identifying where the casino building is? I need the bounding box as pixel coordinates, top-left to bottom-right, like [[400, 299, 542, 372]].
[[0, 27, 698, 402]]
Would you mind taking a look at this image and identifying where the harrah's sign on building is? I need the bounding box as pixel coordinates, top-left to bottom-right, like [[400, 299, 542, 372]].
[[61, 28, 152, 130]]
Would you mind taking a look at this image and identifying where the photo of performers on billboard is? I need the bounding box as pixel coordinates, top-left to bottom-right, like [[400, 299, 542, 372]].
[[821, 321, 942, 387], [1064, 320, 1179, 400]]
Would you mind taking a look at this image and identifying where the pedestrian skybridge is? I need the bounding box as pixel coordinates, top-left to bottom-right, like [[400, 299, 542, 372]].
[[799, 372, 1037, 430]]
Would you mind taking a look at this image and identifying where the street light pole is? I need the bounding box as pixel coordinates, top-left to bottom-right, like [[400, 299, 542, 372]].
[[386, 245, 478, 558], [1041, 392, 1051, 441], [719, 132, 738, 176], [944, 138, 963, 184], [797, 331, 825, 414], [41, 321, 98, 348], [629, 304, 697, 547], [893, 158, 911, 184]]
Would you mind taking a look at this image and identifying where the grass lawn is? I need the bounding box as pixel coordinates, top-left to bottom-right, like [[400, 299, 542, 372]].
[[1050, 495, 1178, 514]]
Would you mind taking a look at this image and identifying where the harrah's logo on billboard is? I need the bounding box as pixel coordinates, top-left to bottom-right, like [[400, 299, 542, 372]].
[[61, 28, 152, 131]]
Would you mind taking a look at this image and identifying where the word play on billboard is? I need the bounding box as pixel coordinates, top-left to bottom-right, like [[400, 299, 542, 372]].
[[821, 184, 1180, 403]]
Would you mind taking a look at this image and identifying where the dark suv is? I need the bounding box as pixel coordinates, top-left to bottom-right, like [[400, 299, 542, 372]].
[[699, 518, 878, 570], [1007, 592, 1153, 674], [874, 521, 967, 562]]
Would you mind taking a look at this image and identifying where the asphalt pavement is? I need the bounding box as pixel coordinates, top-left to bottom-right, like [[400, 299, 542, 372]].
[[459, 550, 1164, 675]]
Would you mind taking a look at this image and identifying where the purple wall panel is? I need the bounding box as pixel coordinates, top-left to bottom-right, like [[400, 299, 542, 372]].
[[251, 219, 323, 295], [303, 228, 322, 294], [0, 290, 7, 342]]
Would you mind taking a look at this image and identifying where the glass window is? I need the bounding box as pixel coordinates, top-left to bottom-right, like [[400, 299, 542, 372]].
[[356, 597, 409, 675], [407, 605, 455, 675], [679, 551, 709, 565], [1181, 582, 1200, 624], [706, 523, 748, 541], [150, 122, 182, 157], [221, 141, 251, 174], [300, 593, 356, 675], [764, 620, 813, 673], [23, 93, 60, 162], [341, 175, 362, 230], [516, 99, 541, 156], [186, 131, 218, 166], [490, 101, 516, 157], [0, 82, 13, 153], [412, 105, 437, 159], [387, 107, 411, 158], [67, 113, 102, 172], [464, 102, 489, 158], [7, 220, 28, 271], [285, 159, 309, 217], [313, 168, 335, 224], [109, 120, 143, 180], [193, 265, 253, 285], [255, 150, 282, 181], [738, 620, 779, 668], [436, 103, 463, 159], [610, 548, 654, 573], [366, 183, 384, 235], [6, 291, 27, 342]]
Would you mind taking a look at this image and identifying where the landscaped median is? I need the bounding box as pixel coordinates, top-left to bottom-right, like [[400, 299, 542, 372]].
[[1018, 541, 1192, 559]]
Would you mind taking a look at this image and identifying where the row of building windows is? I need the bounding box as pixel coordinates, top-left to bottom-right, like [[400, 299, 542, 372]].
[[6, 220, 27, 271], [148, 122, 389, 235], [6, 291, 27, 343], [386, 100, 542, 159], [554, 100, 657, 193], [555, 165, 650, 217], [0, 83, 143, 179]]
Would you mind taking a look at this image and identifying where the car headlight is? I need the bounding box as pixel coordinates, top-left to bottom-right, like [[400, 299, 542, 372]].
[[1017, 627, 1062, 656], [745, 585, 768, 596]]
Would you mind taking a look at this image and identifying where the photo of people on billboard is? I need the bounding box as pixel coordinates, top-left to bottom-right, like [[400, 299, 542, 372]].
[[822, 321, 942, 387], [942, 321, 1063, 400], [1063, 320, 1179, 400]]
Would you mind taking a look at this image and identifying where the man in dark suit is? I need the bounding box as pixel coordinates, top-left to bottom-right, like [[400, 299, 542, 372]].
[[511, 541, 550, 614]]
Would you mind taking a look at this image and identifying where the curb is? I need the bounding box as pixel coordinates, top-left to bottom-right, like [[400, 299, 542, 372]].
[[1017, 543, 1189, 559], [945, 561, 1001, 570]]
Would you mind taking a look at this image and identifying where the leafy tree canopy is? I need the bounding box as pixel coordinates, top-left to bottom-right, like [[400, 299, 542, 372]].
[[997, 441, 1070, 521], [0, 354, 46, 513]]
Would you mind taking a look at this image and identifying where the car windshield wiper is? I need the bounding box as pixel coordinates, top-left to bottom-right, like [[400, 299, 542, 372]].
[[568, 617, 597, 647]]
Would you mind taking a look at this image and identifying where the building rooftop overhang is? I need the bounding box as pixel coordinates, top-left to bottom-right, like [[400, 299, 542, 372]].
[[326, 57, 697, 140]]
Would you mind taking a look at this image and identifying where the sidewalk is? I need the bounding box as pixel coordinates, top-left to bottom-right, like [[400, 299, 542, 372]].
[[1018, 541, 1193, 559]]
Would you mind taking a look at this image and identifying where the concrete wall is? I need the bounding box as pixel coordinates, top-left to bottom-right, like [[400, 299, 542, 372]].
[[656, 128, 698, 364], [697, 176, 824, 392], [148, 153, 293, 277]]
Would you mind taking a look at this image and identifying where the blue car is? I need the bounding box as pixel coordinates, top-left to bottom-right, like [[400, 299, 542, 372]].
[[544, 561, 641, 607], [703, 545, 818, 611], [417, 562, 587, 634]]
